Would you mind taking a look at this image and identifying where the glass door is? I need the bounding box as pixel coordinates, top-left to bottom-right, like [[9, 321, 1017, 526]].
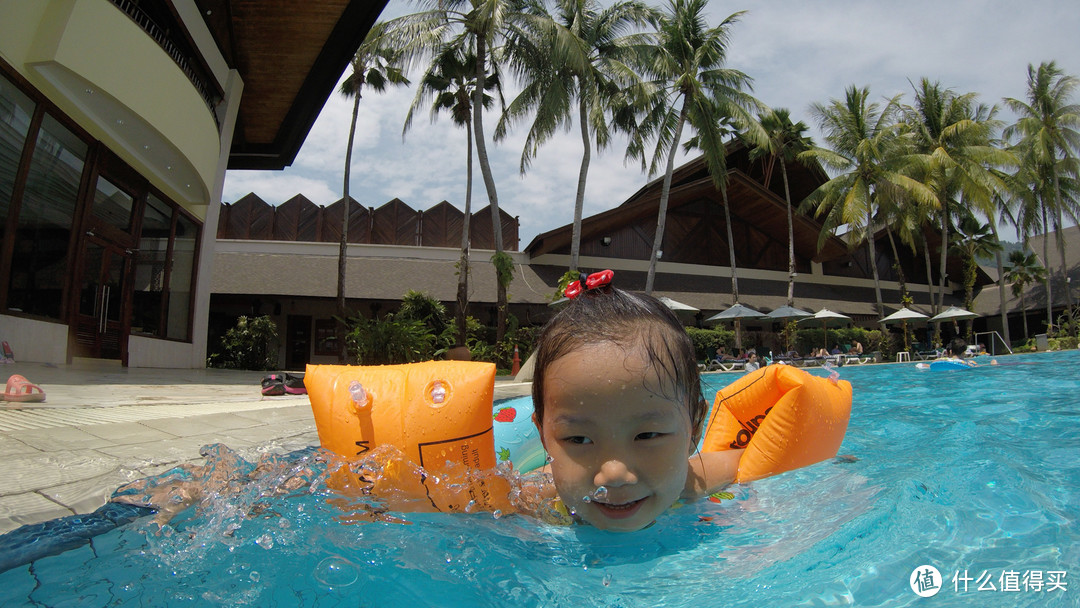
[[73, 236, 132, 360]]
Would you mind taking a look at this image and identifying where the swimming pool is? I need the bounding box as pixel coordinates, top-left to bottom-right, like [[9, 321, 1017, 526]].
[[0, 351, 1076, 606]]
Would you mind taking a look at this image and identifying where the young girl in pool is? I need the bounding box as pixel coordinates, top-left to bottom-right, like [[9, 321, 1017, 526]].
[[529, 273, 743, 531]]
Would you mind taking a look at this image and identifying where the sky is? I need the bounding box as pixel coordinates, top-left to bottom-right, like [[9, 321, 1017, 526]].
[[221, 0, 1080, 248]]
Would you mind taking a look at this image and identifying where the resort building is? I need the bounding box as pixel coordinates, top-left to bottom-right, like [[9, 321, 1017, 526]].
[[211, 142, 1003, 368], [3, 2, 1070, 369], [0, 0, 388, 367]]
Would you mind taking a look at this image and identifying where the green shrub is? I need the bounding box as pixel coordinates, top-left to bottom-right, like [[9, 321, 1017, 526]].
[[685, 326, 734, 361], [208, 315, 279, 370], [396, 290, 455, 354], [1048, 336, 1079, 350], [346, 313, 435, 365]]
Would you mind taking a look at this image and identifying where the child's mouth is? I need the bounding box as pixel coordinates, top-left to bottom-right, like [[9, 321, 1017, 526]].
[[592, 497, 646, 519]]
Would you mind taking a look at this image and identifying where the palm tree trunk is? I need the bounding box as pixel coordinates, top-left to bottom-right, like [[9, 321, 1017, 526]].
[[723, 186, 739, 305], [645, 97, 688, 294], [338, 90, 361, 362], [937, 202, 949, 314], [456, 115, 474, 346], [867, 206, 884, 319], [1021, 292, 1030, 340], [1041, 205, 1053, 331], [989, 222, 1011, 347], [923, 235, 937, 344], [570, 96, 591, 273], [1052, 175, 1072, 309], [964, 255, 976, 339], [782, 161, 795, 306], [472, 36, 507, 342], [885, 226, 907, 301]]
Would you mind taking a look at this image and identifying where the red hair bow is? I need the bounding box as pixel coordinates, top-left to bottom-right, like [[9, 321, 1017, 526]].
[[564, 269, 614, 299]]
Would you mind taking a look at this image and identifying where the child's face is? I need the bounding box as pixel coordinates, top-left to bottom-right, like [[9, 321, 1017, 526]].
[[537, 343, 692, 531]]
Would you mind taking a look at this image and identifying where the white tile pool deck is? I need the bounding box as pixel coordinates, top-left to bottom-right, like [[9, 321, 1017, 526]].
[[0, 361, 533, 535]]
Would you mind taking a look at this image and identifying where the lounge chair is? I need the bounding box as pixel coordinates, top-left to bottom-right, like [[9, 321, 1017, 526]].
[[843, 353, 870, 365], [713, 358, 747, 372]]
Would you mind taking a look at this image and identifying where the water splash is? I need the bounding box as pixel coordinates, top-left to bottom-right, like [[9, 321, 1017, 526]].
[[581, 485, 608, 503], [313, 556, 360, 588]]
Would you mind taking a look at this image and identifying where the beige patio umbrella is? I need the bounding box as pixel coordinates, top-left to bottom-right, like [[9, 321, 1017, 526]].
[[800, 308, 852, 352], [658, 296, 699, 312], [930, 305, 979, 337], [705, 303, 764, 353], [880, 307, 930, 324], [881, 306, 930, 352], [929, 306, 978, 323]]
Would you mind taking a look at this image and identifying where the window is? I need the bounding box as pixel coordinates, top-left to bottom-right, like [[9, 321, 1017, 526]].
[[0, 76, 36, 258], [7, 114, 87, 319], [132, 193, 171, 336], [91, 175, 135, 233], [166, 213, 197, 340], [314, 319, 340, 356], [132, 193, 199, 342], [0, 68, 202, 343]]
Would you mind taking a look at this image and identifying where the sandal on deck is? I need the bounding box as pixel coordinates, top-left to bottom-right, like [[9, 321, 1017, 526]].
[[261, 373, 286, 396], [284, 373, 307, 395], [4, 374, 46, 402]]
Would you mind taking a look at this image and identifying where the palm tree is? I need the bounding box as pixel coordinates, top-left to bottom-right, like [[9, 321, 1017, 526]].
[[949, 212, 1001, 338], [396, 0, 533, 343], [1005, 249, 1047, 341], [748, 108, 812, 306], [903, 79, 1011, 318], [496, 0, 655, 273], [801, 85, 934, 321], [622, 0, 762, 295], [404, 48, 498, 345], [1003, 61, 1080, 318], [338, 22, 409, 360]]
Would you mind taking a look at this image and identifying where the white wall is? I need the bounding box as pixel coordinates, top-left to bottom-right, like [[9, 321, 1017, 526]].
[[128, 334, 196, 368], [0, 315, 68, 365]]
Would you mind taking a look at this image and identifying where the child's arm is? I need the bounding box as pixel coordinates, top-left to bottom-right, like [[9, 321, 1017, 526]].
[[682, 449, 744, 499]]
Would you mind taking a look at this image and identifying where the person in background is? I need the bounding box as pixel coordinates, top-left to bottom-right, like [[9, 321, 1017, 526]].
[[744, 353, 761, 372]]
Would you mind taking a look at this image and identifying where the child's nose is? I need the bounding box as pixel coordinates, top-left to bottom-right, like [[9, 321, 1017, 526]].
[[594, 459, 638, 487]]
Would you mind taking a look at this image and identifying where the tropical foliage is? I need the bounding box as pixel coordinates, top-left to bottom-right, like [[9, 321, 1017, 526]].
[[801, 85, 933, 320], [338, 21, 410, 359], [403, 48, 499, 344], [1005, 249, 1047, 341], [349, 4, 1080, 356], [1003, 61, 1080, 326], [208, 316, 279, 371], [748, 108, 813, 306]]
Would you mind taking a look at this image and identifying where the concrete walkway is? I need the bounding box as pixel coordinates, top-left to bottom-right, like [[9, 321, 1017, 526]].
[[0, 360, 531, 534]]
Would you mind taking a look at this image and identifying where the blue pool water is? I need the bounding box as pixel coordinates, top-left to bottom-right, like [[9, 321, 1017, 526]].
[[0, 351, 1077, 606]]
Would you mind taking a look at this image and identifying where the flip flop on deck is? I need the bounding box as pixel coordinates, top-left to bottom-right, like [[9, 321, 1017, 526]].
[[4, 374, 46, 402]]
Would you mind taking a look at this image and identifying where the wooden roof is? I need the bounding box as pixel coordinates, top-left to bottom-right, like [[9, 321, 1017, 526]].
[[193, 0, 389, 170], [526, 144, 850, 265]]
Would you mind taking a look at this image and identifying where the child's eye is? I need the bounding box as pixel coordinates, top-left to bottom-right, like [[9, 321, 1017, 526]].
[[636, 432, 665, 440], [564, 436, 592, 445]]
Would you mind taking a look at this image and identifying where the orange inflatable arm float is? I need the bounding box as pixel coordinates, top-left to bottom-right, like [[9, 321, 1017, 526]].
[[306, 361, 497, 469], [306, 361, 515, 513], [701, 365, 852, 483]]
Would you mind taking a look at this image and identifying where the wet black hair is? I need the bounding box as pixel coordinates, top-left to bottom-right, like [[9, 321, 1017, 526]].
[[948, 337, 968, 357], [531, 287, 707, 445]]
